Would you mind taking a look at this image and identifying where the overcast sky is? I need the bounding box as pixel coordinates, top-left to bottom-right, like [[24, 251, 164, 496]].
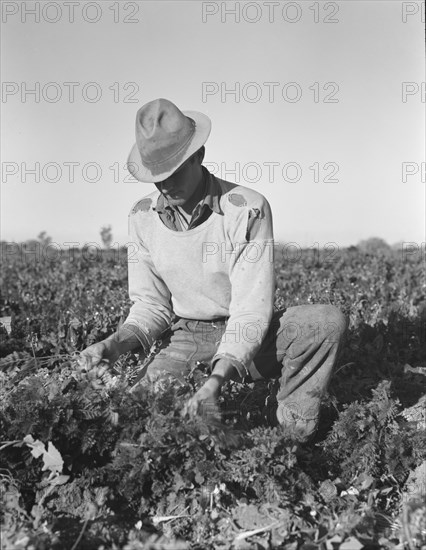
[[1, 0, 425, 248]]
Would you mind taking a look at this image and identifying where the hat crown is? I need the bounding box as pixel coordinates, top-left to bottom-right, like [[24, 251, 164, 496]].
[[136, 98, 195, 166]]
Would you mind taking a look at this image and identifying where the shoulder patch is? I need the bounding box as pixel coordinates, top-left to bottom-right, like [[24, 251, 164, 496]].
[[228, 193, 247, 207], [132, 198, 152, 214]]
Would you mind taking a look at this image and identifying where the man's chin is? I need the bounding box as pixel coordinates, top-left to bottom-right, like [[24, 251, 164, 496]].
[[165, 196, 186, 206]]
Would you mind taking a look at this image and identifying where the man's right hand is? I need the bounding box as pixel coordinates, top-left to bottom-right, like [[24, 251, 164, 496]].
[[78, 326, 144, 371]]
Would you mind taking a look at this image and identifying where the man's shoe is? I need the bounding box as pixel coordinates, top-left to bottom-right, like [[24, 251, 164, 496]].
[[263, 381, 318, 443], [275, 402, 319, 444]]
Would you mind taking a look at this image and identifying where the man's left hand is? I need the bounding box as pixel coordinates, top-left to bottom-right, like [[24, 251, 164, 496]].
[[182, 358, 238, 419], [182, 377, 220, 418]]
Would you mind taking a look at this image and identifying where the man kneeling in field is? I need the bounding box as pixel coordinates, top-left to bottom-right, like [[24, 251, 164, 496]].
[[80, 98, 348, 442]]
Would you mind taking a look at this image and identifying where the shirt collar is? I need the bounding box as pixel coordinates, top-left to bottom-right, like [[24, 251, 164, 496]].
[[154, 167, 222, 216]]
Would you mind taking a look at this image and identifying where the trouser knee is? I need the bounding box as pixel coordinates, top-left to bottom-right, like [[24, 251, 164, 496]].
[[316, 305, 348, 344]]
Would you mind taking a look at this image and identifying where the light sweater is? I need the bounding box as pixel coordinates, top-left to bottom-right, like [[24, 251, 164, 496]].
[[122, 172, 275, 379]]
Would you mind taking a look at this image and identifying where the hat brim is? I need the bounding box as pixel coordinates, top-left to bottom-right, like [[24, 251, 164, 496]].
[[126, 110, 211, 183]]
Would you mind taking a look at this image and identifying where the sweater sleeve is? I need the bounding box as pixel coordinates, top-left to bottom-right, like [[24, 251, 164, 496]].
[[121, 209, 173, 353], [211, 198, 275, 378]]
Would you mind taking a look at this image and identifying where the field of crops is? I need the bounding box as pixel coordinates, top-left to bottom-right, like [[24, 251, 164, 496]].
[[0, 240, 425, 550]]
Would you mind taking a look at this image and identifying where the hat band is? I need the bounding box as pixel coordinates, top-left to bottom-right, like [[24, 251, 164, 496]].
[[141, 117, 196, 167]]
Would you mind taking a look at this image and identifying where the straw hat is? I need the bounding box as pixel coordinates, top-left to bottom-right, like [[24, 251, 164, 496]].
[[127, 98, 211, 183]]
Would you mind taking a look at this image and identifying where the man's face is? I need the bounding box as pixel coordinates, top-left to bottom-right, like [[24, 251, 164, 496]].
[[154, 152, 202, 208]]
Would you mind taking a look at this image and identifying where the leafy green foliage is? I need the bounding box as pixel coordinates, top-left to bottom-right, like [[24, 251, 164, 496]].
[[0, 244, 425, 549]]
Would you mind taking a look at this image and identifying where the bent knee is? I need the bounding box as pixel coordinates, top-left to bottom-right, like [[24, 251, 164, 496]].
[[316, 305, 348, 342]]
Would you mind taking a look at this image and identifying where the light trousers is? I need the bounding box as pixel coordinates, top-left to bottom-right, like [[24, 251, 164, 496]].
[[134, 305, 348, 439]]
